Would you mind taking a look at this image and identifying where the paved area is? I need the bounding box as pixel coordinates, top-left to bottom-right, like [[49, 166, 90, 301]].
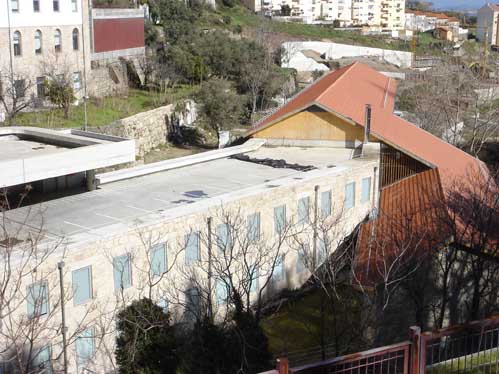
[[0, 135, 68, 161]]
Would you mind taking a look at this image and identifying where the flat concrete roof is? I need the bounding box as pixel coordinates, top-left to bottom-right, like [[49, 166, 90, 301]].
[[4, 145, 373, 247], [0, 127, 135, 188]]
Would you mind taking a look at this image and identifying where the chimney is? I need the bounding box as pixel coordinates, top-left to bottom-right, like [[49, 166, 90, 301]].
[[364, 104, 372, 144]]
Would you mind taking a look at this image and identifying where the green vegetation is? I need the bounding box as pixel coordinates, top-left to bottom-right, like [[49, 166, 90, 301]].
[[262, 286, 367, 357], [14, 86, 197, 128], [427, 350, 499, 374]]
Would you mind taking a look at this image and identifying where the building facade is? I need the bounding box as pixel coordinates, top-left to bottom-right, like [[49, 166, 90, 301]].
[[477, 3, 499, 46], [0, 0, 145, 121], [380, 0, 404, 30]]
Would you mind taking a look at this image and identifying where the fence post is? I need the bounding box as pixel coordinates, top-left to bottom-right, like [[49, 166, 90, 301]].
[[276, 358, 289, 374], [410, 326, 421, 374]]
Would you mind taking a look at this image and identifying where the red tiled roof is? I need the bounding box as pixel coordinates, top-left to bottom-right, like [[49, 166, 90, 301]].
[[249, 62, 488, 193], [354, 169, 448, 287]]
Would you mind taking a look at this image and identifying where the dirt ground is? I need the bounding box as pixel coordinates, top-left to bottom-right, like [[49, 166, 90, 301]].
[[143, 144, 207, 164]]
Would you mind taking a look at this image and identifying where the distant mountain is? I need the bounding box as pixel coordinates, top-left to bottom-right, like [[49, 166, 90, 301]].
[[430, 0, 486, 10]]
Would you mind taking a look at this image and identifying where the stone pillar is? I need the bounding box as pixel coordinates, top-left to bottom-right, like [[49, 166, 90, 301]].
[[86, 170, 97, 191]]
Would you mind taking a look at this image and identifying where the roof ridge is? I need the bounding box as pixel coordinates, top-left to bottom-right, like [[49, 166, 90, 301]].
[[316, 61, 358, 102]]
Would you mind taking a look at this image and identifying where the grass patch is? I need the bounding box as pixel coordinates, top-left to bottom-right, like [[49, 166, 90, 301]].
[[261, 285, 367, 360], [14, 85, 199, 129], [427, 349, 499, 374]]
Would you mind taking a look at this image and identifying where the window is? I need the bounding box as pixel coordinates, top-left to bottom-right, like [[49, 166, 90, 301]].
[[274, 205, 286, 235], [14, 79, 26, 98], [297, 196, 310, 225], [158, 298, 169, 313], [13, 31, 21, 56], [113, 254, 132, 291], [32, 346, 51, 373], [345, 182, 356, 209], [72, 266, 92, 305], [150, 243, 167, 277], [273, 255, 284, 281], [75, 328, 94, 367], [297, 244, 308, 272], [71, 0, 77, 11], [185, 232, 200, 265], [11, 0, 19, 12], [217, 223, 231, 251], [361, 177, 371, 203], [53, 0, 59, 11], [72, 28, 79, 50], [72, 72, 81, 91], [247, 212, 260, 242], [33, 0, 39, 11], [215, 278, 228, 305], [27, 281, 48, 318], [320, 190, 332, 218], [34, 30, 42, 54], [185, 287, 200, 317], [250, 265, 259, 292], [54, 29, 61, 52], [317, 237, 327, 264]]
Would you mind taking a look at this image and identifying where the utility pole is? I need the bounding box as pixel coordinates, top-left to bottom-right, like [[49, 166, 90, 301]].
[[312, 185, 319, 270], [206, 217, 213, 321], [483, 26, 489, 79], [58, 262, 69, 374]]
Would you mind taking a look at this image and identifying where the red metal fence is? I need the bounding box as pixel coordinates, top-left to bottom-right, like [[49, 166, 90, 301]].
[[266, 315, 499, 374]]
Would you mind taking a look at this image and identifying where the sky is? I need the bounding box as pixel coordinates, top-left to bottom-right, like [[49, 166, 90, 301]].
[[430, 0, 486, 10]]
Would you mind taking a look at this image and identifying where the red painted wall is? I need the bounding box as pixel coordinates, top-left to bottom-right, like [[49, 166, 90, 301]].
[[93, 18, 144, 53]]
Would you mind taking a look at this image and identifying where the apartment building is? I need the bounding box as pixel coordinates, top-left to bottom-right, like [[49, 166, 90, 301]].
[[380, 0, 404, 30], [0, 0, 144, 119], [351, 0, 381, 26], [477, 3, 499, 46]]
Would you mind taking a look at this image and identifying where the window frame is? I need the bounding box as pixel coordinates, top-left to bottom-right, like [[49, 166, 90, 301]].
[[150, 242, 167, 278], [185, 231, 200, 265], [320, 190, 332, 218], [71, 0, 78, 11], [54, 29, 62, 52], [72, 266, 93, 306], [27, 280, 49, 318], [274, 205, 286, 235], [52, 0, 59, 12], [34, 29, 42, 55], [11, 0, 19, 12], [75, 327, 95, 367], [297, 196, 310, 225], [72, 28, 79, 50], [113, 254, 132, 292], [216, 222, 231, 252], [247, 212, 260, 243], [13, 31, 22, 56], [361, 177, 372, 203], [345, 181, 356, 210], [33, 0, 40, 12]]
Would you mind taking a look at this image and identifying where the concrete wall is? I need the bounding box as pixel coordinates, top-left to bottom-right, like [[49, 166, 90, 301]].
[[0, 152, 379, 374], [282, 41, 413, 71]]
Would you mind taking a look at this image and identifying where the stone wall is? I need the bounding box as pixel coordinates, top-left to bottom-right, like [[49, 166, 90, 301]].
[[90, 104, 173, 158]]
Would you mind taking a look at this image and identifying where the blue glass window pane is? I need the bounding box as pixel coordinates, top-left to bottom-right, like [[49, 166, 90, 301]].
[[345, 182, 356, 209], [27, 282, 48, 317], [321, 190, 332, 218], [247, 213, 260, 242], [75, 328, 94, 367], [151, 243, 167, 277], [113, 255, 131, 291], [250, 266, 259, 292], [274, 205, 286, 235], [361, 177, 371, 203], [217, 223, 231, 251], [215, 279, 228, 304], [72, 267, 92, 305], [185, 232, 200, 265], [298, 197, 310, 224]]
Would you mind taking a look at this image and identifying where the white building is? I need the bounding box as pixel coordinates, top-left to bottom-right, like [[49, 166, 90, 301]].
[[352, 0, 381, 26], [380, 0, 404, 30], [477, 3, 499, 46]]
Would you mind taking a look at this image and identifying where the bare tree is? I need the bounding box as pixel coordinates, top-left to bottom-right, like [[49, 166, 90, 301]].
[[0, 69, 33, 126]]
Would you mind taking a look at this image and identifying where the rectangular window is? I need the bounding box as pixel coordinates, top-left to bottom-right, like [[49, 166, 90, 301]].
[[158, 298, 169, 313], [11, 0, 19, 12], [250, 266, 259, 292], [297, 196, 310, 225], [36, 77, 45, 98], [317, 237, 326, 264], [185, 287, 200, 317], [361, 177, 371, 203], [113, 254, 132, 291], [71, 0, 77, 11], [274, 205, 286, 235], [320, 190, 332, 218], [33, 0, 39, 11], [53, 0, 59, 11], [14, 79, 25, 98], [296, 244, 308, 273], [72, 266, 92, 305], [75, 328, 94, 367], [273, 255, 284, 281], [151, 243, 167, 277], [72, 72, 81, 91], [247, 212, 260, 242], [32, 346, 51, 373], [27, 281, 48, 318], [345, 182, 356, 210], [217, 223, 231, 251], [185, 232, 200, 265], [215, 278, 228, 305]]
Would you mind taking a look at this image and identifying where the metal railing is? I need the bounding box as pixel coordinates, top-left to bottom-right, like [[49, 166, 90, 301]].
[[264, 315, 499, 374]]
